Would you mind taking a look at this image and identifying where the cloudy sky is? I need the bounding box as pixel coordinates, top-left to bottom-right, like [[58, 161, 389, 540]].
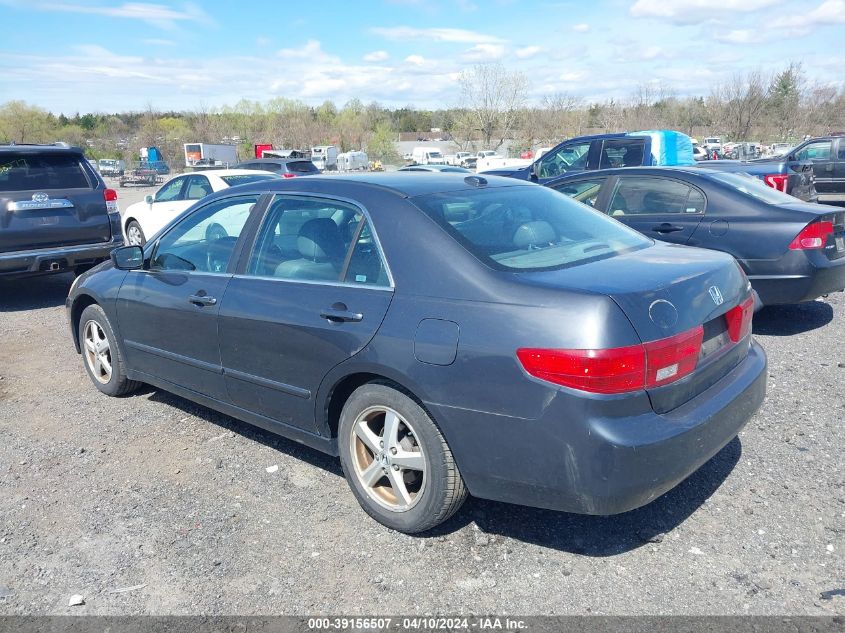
[[0, 0, 843, 114]]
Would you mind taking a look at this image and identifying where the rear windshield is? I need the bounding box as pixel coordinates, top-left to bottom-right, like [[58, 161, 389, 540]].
[[0, 152, 90, 191], [220, 174, 280, 186], [707, 171, 799, 204], [412, 185, 651, 272], [287, 160, 319, 174]]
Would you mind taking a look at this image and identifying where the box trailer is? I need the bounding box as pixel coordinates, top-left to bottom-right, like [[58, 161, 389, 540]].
[[184, 143, 239, 168], [311, 145, 338, 171]]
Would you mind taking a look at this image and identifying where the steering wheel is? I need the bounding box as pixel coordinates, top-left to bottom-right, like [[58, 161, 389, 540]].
[[206, 235, 237, 273], [205, 222, 228, 242]]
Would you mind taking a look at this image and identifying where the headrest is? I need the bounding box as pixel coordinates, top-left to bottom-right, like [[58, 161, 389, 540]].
[[297, 218, 343, 262], [513, 220, 556, 249]]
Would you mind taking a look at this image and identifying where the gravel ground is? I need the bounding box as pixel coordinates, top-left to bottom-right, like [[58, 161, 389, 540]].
[[0, 252, 843, 615]]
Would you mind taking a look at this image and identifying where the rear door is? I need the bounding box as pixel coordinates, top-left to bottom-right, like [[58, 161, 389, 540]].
[[0, 150, 112, 252], [601, 175, 706, 245], [218, 194, 393, 433]]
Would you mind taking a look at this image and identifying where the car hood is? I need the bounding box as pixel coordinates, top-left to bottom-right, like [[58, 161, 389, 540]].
[[517, 242, 748, 343], [480, 166, 531, 178]]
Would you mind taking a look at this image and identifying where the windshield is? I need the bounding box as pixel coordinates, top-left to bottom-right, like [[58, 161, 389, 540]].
[[221, 174, 281, 186], [708, 171, 801, 204], [412, 185, 651, 272]]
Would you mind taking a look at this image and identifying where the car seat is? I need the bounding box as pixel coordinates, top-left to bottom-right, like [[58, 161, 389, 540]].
[[274, 218, 345, 280]]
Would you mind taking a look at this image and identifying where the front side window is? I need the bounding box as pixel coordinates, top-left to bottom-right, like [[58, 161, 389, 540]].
[[412, 185, 650, 272], [150, 195, 259, 273], [608, 177, 706, 216], [185, 175, 213, 200], [155, 177, 187, 203], [246, 195, 389, 285], [550, 178, 606, 207], [537, 141, 591, 178], [795, 141, 832, 161]]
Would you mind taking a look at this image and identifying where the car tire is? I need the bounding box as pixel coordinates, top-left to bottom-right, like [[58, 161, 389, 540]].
[[78, 304, 141, 397], [338, 382, 467, 533], [125, 220, 146, 246]]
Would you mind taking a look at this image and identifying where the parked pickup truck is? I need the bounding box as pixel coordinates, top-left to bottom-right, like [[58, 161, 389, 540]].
[[695, 153, 817, 202], [482, 132, 663, 184], [775, 135, 844, 204]]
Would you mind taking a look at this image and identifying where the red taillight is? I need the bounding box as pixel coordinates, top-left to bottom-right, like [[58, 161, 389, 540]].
[[104, 188, 118, 213], [763, 174, 788, 192], [282, 173, 297, 179], [789, 220, 834, 250], [643, 327, 704, 388], [725, 297, 755, 343], [517, 325, 704, 394]]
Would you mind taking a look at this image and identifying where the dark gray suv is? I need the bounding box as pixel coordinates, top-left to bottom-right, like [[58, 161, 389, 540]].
[[0, 144, 123, 278]]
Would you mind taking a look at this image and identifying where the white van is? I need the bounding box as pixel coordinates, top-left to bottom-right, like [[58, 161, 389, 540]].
[[412, 147, 445, 165]]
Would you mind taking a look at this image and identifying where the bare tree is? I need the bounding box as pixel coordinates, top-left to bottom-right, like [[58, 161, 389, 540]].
[[715, 70, 768, 140], [455, 63, 528, 150]]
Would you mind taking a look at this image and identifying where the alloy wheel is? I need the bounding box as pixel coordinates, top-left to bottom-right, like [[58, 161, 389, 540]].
[[83, 320, 112, 384], [350, 406, 426, 512]]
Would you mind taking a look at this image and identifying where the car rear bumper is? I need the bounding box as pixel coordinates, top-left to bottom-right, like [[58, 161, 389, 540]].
[[429, 341, 766, 515], [745, 250, 845, 304], [0, 236, 123, 277]]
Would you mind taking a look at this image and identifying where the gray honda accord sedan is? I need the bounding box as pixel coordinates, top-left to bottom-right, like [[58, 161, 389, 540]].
[[67, 173, 767, 533]]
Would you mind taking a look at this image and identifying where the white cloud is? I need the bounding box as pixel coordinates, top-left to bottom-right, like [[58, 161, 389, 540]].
[[630, 0, 782, 24], [256, 36, 271, 47], [572, 23, 590, 32], [25, 1, 215, 29], [404, 54, 426, 66], [277, 40, 338, 64], [371, 26, 504, 43], [363, 50, 390, 62], [769, 0, 845, 34], [143, 38, 176, 46], [462, 43, 506, 61], [715, 29, 756, 44], [515, 45, 541, 59]]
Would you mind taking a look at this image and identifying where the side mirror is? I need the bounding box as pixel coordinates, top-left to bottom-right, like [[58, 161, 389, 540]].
[[144, 194, 154, 204], [530, 161, 541, 180], [111, 245, 144, 270]]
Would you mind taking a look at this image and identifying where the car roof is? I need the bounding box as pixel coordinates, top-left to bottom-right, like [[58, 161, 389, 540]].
[[239, 158, 311, 165], [0, 143, 83, 154], [548, 165, 715, 182], [201, 168, 278, 177], [226, 172, 535, 198]]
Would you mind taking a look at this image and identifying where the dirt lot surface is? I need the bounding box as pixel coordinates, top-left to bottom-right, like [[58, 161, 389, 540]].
[[0, 268, 843, 615]]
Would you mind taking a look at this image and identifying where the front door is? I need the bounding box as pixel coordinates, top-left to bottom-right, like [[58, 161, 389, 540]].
[[218, 194, 393, 433], [116, 193, 262, 400], [795, 139, 834, 195], [601, 175, 706, 245], [833, 138, 845, 199]]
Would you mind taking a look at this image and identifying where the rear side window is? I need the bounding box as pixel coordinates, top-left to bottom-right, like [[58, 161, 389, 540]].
[[608, 177, 705, 216], [599, 140, 645, 169], [246, 195, 389, 285], [0, 153, 90, 191], [413, 186, 650, 272], [287, 161, 319, 174]]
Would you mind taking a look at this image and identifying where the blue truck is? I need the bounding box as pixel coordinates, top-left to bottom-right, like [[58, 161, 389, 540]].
[[483, 131, 695, 184]]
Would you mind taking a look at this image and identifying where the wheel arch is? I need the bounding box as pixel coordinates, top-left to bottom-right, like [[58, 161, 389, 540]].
[[70, 293, 99, 353], [320, 368, 433, 441]]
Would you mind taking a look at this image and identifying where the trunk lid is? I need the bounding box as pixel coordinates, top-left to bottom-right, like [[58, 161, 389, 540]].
[[0, 150, 113, 253], [521, 242, 753, 412]]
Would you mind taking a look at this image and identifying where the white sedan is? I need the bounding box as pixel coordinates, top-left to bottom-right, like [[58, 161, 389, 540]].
[[121, 169, 279, 246]]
